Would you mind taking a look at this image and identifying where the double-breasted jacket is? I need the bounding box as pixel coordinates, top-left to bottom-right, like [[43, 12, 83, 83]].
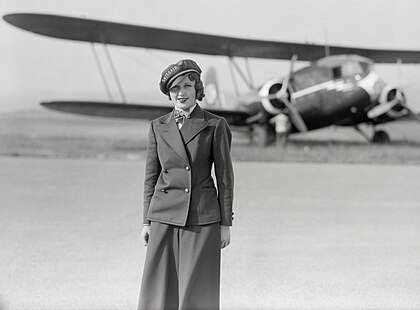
[[143, 104, 234, 227]]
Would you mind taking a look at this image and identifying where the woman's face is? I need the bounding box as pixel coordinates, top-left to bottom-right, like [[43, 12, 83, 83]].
[[169, 75, 196, 111]]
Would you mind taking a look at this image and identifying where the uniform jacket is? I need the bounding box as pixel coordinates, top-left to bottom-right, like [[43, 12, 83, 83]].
[[143, 104, 234, 227]]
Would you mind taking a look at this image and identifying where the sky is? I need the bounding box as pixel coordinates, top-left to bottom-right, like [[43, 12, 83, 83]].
[[2, 0, 420, 112]]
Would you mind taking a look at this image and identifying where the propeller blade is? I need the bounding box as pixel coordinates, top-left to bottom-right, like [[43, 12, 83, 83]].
[[367, 100, 396, 119], [256, 91, 308, 132], [256, 54, 306, 132], [277, 54, 298, 99], [282, 97, 308, 132], [278, 55, 307, 132], [259, 54, 307, 132]]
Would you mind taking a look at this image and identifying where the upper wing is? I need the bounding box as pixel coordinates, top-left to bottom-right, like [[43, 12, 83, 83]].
[[41, 101, 250, 126], [4, 13, 420, 63]]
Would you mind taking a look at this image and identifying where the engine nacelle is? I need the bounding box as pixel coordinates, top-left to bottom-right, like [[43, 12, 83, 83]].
[[258, 78, 287, 115], [379, 85, 407, 119], [367, 85, 407, 119]]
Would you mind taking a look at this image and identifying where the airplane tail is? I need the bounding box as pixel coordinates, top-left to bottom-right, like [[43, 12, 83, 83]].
[[203, 67, 226, 109]]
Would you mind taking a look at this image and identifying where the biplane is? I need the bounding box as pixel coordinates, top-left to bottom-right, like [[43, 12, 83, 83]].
[[4, 13, 420, 146]]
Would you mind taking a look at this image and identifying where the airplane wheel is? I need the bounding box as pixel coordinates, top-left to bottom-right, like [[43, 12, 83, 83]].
[[372, 130, 390, 144]]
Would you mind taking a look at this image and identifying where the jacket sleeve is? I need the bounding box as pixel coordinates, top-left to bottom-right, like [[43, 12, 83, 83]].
[[143, 121, 161, 224], [213, 117, 234, 226]]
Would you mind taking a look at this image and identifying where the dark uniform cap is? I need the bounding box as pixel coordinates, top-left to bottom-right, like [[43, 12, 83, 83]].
[[159, 59, 202, 95]]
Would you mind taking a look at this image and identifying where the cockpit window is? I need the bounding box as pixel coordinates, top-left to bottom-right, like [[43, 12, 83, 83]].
[[342, 61, 368, 77], [292, 66, 332, 90], [331, 61, 370, 79], [332, 66, 342, 79], [291, 57, 372, 90]]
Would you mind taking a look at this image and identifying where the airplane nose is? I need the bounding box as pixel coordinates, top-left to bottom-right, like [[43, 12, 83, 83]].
[[367, 86, 407, 119]]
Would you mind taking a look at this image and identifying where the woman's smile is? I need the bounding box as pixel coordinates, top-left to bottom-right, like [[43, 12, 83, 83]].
[[169, 75, 197, 111]]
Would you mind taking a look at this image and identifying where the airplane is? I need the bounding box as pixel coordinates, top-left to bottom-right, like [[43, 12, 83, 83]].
[[4, 13, 420, 146]]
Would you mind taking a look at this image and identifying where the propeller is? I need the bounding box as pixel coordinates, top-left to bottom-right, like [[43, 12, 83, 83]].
[[268, 54, 308, 132], [367, 99, 400, 119], [367, 88, 420, 125], [392, 64, 420, 124], [278, 54, 298, 99], [281, 98, 308, 132]]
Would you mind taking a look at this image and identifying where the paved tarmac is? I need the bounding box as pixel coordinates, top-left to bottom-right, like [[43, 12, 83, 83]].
[[1, 157, 419, 310]]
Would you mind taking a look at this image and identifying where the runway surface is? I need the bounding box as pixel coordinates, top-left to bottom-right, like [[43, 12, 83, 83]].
[[1, 157, 419, 309]]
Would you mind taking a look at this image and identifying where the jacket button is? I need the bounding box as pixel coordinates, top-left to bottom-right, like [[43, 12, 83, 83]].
[[185, 166, 190, 171], [185, 188, 189, 193]]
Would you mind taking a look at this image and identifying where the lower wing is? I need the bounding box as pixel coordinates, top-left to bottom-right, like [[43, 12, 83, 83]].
[[41, 101, 250, 126]]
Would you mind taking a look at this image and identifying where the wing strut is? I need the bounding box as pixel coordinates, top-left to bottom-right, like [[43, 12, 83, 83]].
[[244, 58, 255, 88], [323, 28, 330, 56], [227, 58, 240, 97], [229, 57, 254, 89], [104, 44, 127, 103], [90, 43, 114, 101], [89, 43, 127, 103], [397, 57, 402, 86], [227, 57, 255, 97]]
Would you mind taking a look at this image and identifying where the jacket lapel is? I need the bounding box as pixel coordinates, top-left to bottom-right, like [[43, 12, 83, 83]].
[[180, 105, 208, 144], [156, 113, 189, 164]]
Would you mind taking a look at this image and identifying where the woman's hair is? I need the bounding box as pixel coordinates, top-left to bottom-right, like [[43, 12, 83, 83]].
[[168, 72, 205, 101], [188, 72, 205, 101]]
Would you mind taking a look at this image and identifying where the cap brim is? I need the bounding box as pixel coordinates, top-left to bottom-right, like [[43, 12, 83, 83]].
[[167, 69, 199, 90]]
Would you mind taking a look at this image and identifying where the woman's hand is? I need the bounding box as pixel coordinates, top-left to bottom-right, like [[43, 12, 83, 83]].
[[220, 225, 231, 249], [141, 225, 150, 246]]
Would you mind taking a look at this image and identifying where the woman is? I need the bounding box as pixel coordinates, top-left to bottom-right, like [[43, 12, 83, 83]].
[[138, 59, 234, 310]]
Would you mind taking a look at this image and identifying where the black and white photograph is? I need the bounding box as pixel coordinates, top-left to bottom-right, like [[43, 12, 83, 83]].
[[1, 0, 420, 309]]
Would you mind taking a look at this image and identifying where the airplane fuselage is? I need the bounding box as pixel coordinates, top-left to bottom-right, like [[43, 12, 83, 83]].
[[249, 54, 407, 134], [292, 73, 375, 131]]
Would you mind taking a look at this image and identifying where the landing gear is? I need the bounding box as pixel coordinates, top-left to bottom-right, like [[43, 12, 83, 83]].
[[249, 124, 276, 147], [269, 113, 291, 147], [354, 126, 391, 144], [275, 133, 289, 147], [371, 130, 390, 144]]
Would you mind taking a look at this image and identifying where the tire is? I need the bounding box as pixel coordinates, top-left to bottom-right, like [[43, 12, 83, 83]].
[[372, 130, 390, 144]]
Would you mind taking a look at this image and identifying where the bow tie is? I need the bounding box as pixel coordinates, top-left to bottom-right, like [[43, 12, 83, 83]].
[[174, 110, 190, 125]]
